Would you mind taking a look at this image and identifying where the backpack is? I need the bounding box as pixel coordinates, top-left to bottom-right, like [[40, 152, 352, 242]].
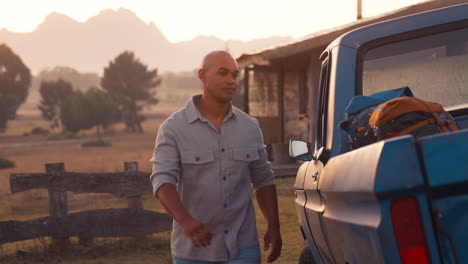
[[341, 87, 414, 150], [369, 97, 460, 140], [341, 86, 460, 151]]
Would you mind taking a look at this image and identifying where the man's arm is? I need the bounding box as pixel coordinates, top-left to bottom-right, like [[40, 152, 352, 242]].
[[157, 183, 213, 248], [248, 121, 283, 262], [256, 184, 282, 263], [150, 123, 213, 248]]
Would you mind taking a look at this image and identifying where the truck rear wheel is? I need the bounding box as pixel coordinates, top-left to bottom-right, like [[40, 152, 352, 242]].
[[299, 241, 316, 264]]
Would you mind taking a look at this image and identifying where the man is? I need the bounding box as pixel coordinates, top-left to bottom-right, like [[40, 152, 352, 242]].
[[150, 51, 282, 263]]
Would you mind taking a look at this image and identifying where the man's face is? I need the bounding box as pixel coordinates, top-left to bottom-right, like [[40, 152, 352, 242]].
[[199, 53, 239, 104]]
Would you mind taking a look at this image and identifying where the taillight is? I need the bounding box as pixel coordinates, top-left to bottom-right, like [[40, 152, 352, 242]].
[[391, 198, 430, 264]]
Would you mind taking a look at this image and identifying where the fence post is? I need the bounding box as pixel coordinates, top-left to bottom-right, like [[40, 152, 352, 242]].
[[46, 163, 69, 247], [125, 162, 143, 211]]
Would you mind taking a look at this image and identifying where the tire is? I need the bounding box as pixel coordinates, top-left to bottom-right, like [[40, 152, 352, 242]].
[[299, 240, 316, 264]]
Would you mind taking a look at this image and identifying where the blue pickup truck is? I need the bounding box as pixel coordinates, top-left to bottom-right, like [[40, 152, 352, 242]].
[[289, 3, 468, 264]]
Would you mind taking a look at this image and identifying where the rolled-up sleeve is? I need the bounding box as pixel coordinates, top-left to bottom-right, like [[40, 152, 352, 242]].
[[149, 121, 180, 197], [249, 120, 275, 191]]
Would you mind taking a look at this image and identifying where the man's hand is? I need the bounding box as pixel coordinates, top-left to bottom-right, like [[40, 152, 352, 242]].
[[255, 185, 282, 262], [156, 184, 214, 248], [264, 226, 282, 263], [180, 216, 214, 248]]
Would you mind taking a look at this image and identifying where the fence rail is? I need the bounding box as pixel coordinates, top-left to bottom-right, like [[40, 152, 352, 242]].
[[1, 162, 172, 246]]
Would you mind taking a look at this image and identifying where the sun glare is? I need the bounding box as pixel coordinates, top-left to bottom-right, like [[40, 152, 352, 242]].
[[0, 0, 428, 42]]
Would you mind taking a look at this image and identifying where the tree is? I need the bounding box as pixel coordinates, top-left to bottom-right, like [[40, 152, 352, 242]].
[[82, 87, 121, 140], [0, 44, 32, 132], [101, 51, 161, 133], [38, 79, 74, 130], [60, 90, 90, 134], [60, 88, 120, 138]]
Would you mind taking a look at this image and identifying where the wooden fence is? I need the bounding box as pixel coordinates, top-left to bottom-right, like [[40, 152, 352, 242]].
[[0, 162, 172, 246]]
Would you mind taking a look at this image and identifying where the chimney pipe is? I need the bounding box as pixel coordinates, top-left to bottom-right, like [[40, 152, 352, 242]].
[[357, 0, 362, 20]]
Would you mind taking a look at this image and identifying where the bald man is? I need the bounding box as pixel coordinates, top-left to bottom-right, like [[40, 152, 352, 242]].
[[150, 51, 282, 263]]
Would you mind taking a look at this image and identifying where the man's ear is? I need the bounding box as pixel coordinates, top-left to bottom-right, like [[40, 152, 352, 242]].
[[198, 68, 205, 82]]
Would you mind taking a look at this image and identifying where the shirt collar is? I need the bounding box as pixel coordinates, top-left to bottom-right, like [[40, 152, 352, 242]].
[[185, 94, 237, 124], [224, 104, 237, 122]]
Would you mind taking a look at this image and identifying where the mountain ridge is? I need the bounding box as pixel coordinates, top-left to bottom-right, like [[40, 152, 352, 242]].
[[0, 8, 292, 74]]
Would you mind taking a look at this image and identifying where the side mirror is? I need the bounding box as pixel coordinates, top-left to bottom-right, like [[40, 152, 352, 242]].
[[289, 139, 313, 161]]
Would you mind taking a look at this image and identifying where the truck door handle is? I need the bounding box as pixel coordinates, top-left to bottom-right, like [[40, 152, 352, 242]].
[[312, 171, 319, 181]]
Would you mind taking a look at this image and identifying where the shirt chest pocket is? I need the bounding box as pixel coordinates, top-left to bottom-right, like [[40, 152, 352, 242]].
[[181, 150, 215, 164], [233, 148, 260, 163], [180, 150, 215, 183]]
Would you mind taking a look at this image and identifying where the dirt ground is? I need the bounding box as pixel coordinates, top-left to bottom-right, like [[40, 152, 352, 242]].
[[0, 117, 302, 263]]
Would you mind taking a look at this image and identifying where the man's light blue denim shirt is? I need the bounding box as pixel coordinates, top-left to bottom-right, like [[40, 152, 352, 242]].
[[150, 95, 275, 262]]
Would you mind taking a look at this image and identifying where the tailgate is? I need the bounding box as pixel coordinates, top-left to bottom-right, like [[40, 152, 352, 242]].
[[418, 129, 468, 264]]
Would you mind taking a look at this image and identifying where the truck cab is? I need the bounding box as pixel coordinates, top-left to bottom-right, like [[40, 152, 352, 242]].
[[292, 3, 468, 264]]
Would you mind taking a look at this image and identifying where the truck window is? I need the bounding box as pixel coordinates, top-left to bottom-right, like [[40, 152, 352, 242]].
[[316, 55, 330, 150], [361, 26, 468, 108]]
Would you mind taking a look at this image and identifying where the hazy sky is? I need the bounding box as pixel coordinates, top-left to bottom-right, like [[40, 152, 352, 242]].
[[0, 0, 428, 42]]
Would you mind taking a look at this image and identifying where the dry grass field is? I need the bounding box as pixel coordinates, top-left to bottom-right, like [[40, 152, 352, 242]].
[[0, 117, 302, 264]]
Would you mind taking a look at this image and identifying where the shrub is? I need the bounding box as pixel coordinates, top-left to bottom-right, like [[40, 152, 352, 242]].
[[81, 139, 112, 148], [0, 158, 15, 169], [31, 127, 49, 136]]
